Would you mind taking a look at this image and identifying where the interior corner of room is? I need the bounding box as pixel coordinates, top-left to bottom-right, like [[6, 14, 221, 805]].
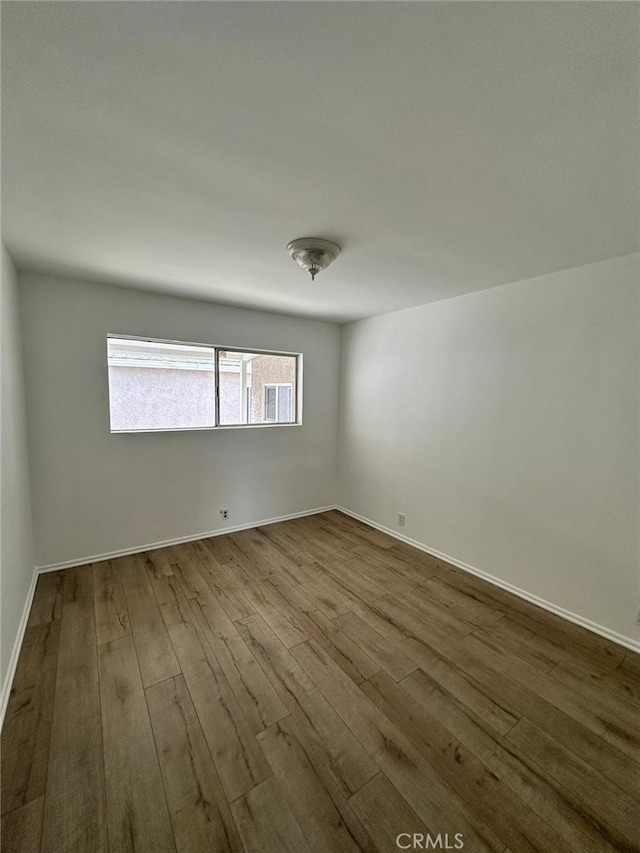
[[3, 249, 639, 726]]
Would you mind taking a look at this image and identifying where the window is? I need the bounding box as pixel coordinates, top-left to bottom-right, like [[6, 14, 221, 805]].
[[107, 336, 300, 432], [264, 384, 293, 422], [217, 350, 297, 426]]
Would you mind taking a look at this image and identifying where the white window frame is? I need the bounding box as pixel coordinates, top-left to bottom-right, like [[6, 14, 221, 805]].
[[263, 382, 294, 423], [107, 334, 302, 433]]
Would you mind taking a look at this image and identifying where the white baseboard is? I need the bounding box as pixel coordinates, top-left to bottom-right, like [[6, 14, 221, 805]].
[[336, 505, 640, 655], [0, 567, 39, 731], [35, 505, 338, 573]]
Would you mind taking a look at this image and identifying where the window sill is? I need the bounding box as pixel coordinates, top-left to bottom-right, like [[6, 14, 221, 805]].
[[110, 422, 303, 434]]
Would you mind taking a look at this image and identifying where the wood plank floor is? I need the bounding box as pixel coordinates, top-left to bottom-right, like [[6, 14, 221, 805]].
[[2, 510, 639, 853]]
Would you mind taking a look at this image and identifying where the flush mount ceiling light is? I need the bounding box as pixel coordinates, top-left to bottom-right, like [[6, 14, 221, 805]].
[[287, 237, 341, 282]]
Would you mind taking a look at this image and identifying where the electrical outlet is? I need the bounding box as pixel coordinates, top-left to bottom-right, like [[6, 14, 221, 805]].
[[398, 513, 405, 527], [220, 509, 229, 520]]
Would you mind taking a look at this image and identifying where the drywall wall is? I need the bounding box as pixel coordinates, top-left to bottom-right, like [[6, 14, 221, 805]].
[[1, 244, 35, 696], [20, 273, 340, 566], [339, 253, 640, 645]]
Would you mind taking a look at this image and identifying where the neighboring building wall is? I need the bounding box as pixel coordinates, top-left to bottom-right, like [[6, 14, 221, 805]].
[[108, 358, 294, 430], [219, 372, 241, 425], [250, 354, 296, 423], [109, 366, 216, 430]]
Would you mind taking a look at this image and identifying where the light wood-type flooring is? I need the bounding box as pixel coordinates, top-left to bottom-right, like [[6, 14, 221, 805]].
[[2, 510, 639, 853]]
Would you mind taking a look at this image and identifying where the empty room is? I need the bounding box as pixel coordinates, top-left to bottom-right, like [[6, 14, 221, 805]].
[[1, 2, 639, 852]]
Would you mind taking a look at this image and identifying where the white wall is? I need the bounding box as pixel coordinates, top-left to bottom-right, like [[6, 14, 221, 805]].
[[13, 255, 640, 650], [339, 254, 640, 646], [1, 245, 35, 695], [20, 273, 340, 567]]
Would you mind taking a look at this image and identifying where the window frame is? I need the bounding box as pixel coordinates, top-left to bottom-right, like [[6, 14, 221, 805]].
[[107, 334, 302, 433], [263, 382, 294, 423]]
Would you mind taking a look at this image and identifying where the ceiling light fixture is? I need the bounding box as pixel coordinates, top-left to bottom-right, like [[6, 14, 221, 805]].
[[287, 237, 341, 282]]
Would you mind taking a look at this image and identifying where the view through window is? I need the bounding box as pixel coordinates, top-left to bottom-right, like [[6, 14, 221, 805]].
[[107, 337, 299, 431], [218, 351, 296, 426]]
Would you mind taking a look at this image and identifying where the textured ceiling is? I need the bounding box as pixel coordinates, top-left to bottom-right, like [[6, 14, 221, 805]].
[[2, 2, 639, 323]]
